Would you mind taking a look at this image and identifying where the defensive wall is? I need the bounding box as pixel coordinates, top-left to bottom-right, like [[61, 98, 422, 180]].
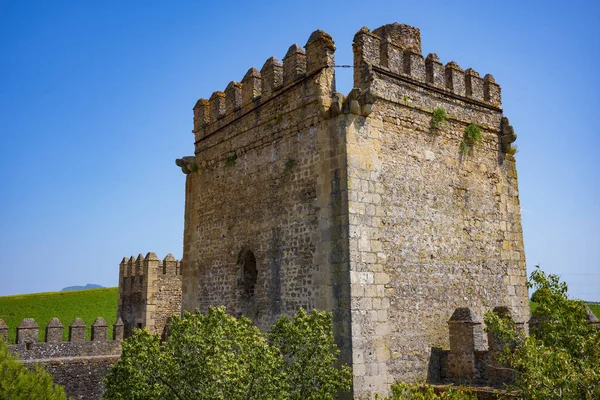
[[1, 316, 123, 400], [118, 252, 182, 338], [177, 22, 529, 398]]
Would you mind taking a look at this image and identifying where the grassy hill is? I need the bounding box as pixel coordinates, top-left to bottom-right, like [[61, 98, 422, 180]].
[[0, 287, 597, 345], [0, 287, 118, 344], [588, 304, 600, 320]]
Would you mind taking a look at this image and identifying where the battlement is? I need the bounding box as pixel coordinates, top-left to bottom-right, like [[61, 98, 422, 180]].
[[118, 252, 181, 295], [2, 317, 122, 399], [118, 252, 182, 338], [192, 29, 335, 143], [353, 23, 501, 108], [0, 317, 122, 360]]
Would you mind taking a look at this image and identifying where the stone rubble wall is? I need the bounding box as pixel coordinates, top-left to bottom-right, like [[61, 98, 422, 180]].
[[180, 29, 352, 350], [1, 317, 123, 400], [341, 23, 528, 398]]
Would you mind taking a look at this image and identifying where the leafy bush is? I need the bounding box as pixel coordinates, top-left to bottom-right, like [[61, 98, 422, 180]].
[[381, 382, 475, 399], [104, 307, 351, 400], [0, 339, 67, 399], [269, 308, 352, 400], [484, 267, 600, 400]]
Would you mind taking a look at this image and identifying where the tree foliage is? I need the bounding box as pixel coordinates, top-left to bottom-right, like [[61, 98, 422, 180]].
[[0, 339, 67, 400], [269, 308, 352, 400], [484, 267, 600, 400], [104, 307, 352, 400], [381, 382, 476, 399]]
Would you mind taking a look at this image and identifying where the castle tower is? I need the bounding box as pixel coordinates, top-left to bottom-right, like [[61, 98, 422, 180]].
[[177, 23, 528, 398], [117, 252, 182, 337]]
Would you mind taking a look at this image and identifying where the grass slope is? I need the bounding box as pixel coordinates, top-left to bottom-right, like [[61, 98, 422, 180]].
[[0, 288, 118, 344], [588, 304, 600, 320]]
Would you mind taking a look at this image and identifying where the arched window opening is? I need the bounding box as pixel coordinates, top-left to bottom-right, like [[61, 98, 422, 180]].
[[242, 250, 257, 299]]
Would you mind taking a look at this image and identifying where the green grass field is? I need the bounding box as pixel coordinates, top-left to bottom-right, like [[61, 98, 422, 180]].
[[0, 287, 597, 345], [0, 288, 118, 344]]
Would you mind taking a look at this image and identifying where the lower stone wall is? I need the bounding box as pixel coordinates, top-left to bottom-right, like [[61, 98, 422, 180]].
[[4, 316, 123, 400], [22, 355, 120, 400]]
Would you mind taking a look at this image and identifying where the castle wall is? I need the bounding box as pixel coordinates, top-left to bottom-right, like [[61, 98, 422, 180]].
[[4, 317, 123, 400], [180, 30, 354, 349], [179, 22, 529, 399], [345, 24, 529, 397], [26, 356, 119, 400], [118, 252, 182, 337]]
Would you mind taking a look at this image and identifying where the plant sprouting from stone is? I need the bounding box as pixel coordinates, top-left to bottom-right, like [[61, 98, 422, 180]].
[[283, 158, 296, 174], [460, 124, 482, 154], [224, 153, 237, 167], [431, 107, 447, 130]]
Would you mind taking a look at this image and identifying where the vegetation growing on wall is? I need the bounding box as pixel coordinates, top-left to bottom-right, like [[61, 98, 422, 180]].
[[283, 158, 296, 174], [224, 153, 237, 167], [459, 124, 482, 154], [430, 107, 447, 131]]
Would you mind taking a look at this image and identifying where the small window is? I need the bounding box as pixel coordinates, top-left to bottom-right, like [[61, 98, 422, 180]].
[[242, 250, 257, 299], [137, 323, 142, 329]]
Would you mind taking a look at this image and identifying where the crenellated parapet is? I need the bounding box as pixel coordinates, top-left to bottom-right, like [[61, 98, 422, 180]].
[[442, 306, 527, 385], [118, 252, 182, 338], [191, 30, 336, 144], [3, 317, 123, 400], [2, 317, 122, 360], [119, 252, 181, 296], [353, 22, 502, 108]]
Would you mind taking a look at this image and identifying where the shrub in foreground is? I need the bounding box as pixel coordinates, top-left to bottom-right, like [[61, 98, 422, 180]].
[[104, 307, 351, 400], [0, 339, 66, 400], [485, 267, 600, 400]]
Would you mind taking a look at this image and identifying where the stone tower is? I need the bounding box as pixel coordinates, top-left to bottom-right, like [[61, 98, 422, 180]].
[[117, 252, 182, 337], [177, 22, 528, 398]]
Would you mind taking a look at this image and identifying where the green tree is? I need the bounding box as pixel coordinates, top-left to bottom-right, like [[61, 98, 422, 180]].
[[104, 307, 352, 400], [381, 382, 476, 400], [104, 307, 284, 400], [269, 308, 352, 400], [485, 267, 600, 400], [0, 339, 67, 400]]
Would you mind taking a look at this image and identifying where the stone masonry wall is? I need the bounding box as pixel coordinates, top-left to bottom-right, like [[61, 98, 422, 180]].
[[178, 22, 529, 399], [345, 24, 529, 397], [179, 28, 356, 361], [3, 316, 123, 400], [118, 252, 182, 337]]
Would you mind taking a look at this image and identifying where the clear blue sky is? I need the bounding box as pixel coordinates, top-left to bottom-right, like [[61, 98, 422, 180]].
[[1, 1, 598, 301]]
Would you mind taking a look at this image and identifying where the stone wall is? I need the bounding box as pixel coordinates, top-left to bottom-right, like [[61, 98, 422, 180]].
[[2, 317, 123, 400], [118, 252, 182, 337], [179, 22, 529, 399], [343, 23, 529, 397], [179, 29, 355, 356]]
